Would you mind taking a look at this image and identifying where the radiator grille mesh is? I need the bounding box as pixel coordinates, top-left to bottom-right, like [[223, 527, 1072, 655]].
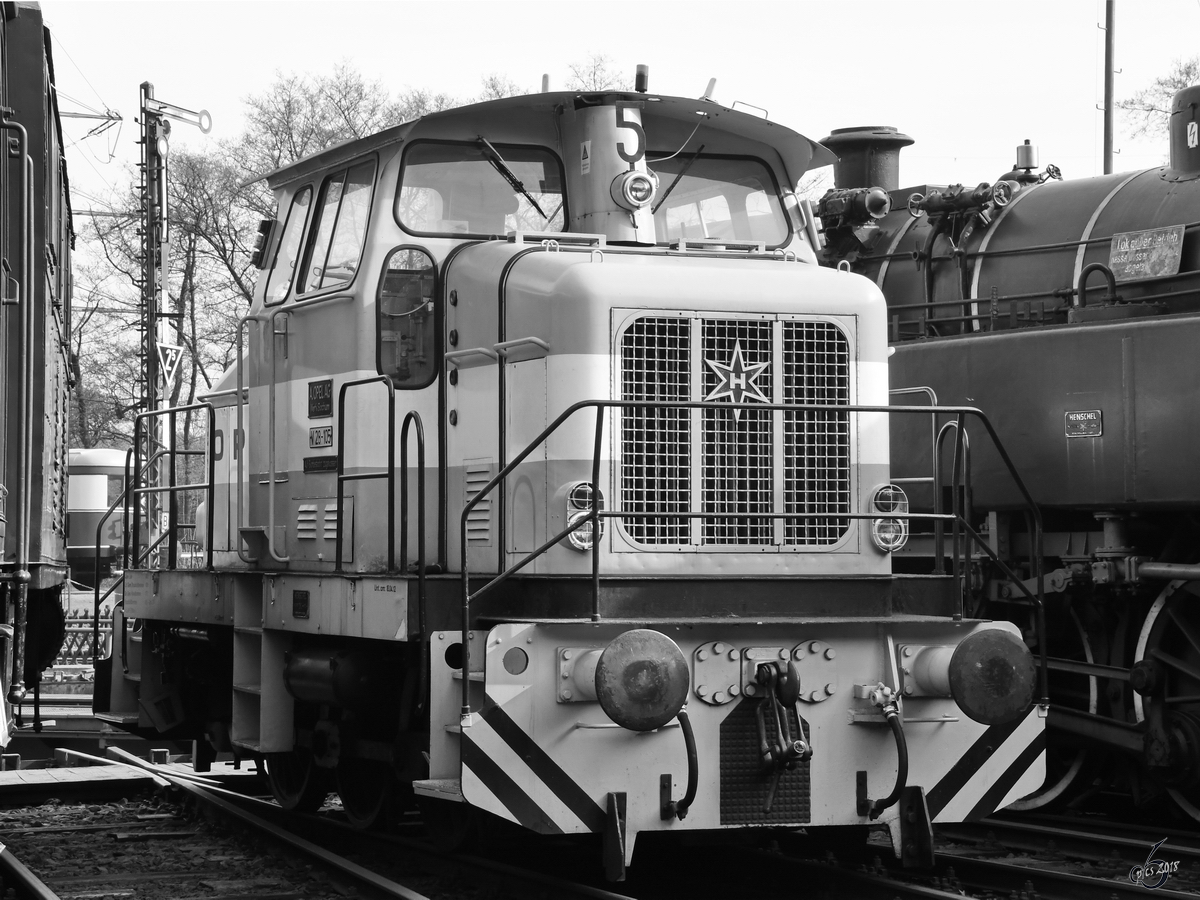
[[702, 319, 774, 545], [783, 321, 852, 544], [619, 315, 851, 548], [620, 318, 690, 544]]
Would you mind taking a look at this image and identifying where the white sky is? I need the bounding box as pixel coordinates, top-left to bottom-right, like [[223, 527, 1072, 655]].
[[42, 0, 1200, 211]]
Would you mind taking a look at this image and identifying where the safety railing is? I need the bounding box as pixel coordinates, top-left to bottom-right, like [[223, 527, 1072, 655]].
[[335, 377, 396, 573], [458, 398, 1047, 722], [129, 402, 216, 571]]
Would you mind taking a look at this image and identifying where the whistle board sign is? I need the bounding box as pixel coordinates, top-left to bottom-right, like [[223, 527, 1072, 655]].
[[1109, 225, 1184, 282]]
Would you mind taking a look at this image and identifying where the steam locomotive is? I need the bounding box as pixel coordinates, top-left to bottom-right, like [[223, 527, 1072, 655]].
[[0, 1, 72, 731], [817, 85, 1200, 820], [96, 71, 1044, 878]]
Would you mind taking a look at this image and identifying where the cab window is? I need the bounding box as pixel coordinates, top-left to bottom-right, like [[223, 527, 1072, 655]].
[[649, 155, 788, 247], [264, 187, 312, 304], [299, 159, 377, 294], [378, 248, 438, 389], [396, 141, 566, 237]]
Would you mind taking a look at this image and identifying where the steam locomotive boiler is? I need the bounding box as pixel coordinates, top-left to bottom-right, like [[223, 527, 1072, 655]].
[[96, 74, 1045, 878], [818, 85, 1200, 819], [0, 1, 72, 730]]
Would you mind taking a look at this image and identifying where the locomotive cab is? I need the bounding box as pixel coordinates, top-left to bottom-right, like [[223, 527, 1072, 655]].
[[98, 80, 1045, 878]]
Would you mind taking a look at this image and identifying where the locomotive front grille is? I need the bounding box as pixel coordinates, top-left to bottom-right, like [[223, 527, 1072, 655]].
[[619, 314, 852, 548]]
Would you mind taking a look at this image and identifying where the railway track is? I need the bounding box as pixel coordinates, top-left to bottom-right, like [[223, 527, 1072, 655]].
[[113, 751, 636, 900], [4, 750, 1200, 899]]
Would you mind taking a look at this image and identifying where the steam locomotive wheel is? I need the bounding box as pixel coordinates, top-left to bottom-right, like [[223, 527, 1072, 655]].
[[336, 758, 392, 829], [1008, 604, 1097, 811], [265, 749, 328, 812], [1133, 580, 1200, 821]]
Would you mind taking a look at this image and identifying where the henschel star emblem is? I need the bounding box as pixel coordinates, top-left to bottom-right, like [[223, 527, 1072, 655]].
[[705, 340, 770, 422]]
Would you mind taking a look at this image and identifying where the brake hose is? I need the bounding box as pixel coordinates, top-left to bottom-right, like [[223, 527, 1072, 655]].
[[663, 709, 699, 820], [867, 703, 908, 820]]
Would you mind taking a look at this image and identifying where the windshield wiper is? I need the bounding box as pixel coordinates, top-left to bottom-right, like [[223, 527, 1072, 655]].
[[651, 144, 705, 215], [478, 136, 547, 220]]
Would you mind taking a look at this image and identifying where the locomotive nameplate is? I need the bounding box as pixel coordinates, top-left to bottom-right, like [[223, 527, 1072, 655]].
[[1109, 225, 1185, 282], [309, 426, 333, 449], [308, 379, 333, 418], [1064, 409, 1103, 438]]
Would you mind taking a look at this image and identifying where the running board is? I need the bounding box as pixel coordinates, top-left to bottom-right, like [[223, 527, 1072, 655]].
[[413, 778, 463, 802]]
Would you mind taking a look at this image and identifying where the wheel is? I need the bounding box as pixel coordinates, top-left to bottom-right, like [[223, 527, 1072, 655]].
[[1007, 603, 1098, 811], [1132, 580, 1200, 821], [265, 749, 329, 812], [336, 758, 393, 829]]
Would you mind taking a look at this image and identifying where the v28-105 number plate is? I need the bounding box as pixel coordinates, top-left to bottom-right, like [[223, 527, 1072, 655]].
[[309, 426, 333, 449]]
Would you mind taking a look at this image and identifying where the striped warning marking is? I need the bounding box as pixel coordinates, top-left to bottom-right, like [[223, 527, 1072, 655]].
[[927, 707, 1045, 822], [461, 704, 606, 835]]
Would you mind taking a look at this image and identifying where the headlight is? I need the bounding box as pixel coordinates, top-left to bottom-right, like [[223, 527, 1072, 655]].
[[870, 484, 908, 553], [566, 482, 604, 551], [610, 170, 657, 211]]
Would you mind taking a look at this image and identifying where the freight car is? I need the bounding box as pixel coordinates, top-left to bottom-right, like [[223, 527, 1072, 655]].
[[95, 72, 1045, 878], [817, 85, 1200, 820], [0, 1, 72, 725]]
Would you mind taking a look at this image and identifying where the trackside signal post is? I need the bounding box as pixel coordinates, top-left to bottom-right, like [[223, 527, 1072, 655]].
[[135, 82, 209, 562]]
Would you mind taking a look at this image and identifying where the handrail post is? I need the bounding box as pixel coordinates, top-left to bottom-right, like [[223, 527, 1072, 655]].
[[590, 405, 604, 622], [132, 417, 143, 568], [335, 383, 348, 573], [950, 412, 965, 619], [387, 387, 396, 574], [206, 404, 216, 570], [167, 408, 178, 570], [122, 448, 133, 570]]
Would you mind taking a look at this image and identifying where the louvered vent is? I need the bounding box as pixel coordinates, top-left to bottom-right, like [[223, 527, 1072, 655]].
[[297, 504, 318, 540], [619, 315, 852, 549], [464, 460, 494, 546]]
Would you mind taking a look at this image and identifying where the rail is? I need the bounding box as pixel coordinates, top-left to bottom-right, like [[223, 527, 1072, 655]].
[[458, 398, 1047, 722], [335, 377, 396, 573]]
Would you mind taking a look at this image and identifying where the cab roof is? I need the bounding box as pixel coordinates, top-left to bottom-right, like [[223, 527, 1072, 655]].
[[261, 91, 835, 192]]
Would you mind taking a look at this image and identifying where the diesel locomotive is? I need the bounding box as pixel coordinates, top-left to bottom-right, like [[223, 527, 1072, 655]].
[[817, 85, 1200, 820], [0, 0, 72, 731], [95, 72, 1044, 877]]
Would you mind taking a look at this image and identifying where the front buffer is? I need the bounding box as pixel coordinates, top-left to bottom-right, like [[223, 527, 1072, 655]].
[[430, 618, 1044, 878]]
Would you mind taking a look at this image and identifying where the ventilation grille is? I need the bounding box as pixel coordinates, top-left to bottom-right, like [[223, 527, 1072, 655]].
[[465, 460, 494, 546], [783, 321, 851, 544], [620, 315, 851, 548], [297, 504, 318, 540]]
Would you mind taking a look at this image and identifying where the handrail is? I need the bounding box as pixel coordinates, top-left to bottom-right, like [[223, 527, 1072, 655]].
[[129, 401, 217, 571], [91, 575, 125, 663], [399, 411, 428, 725], [235, 315, 256, 563], [335, 376, 396, 573], [267, 309, 290, 563], [458, 398, 1046, 723], [890, 386, 942, 573], [91, 448, 134, 661]]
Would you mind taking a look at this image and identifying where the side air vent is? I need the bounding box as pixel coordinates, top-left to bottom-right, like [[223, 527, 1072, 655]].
[[464, 459, 494, 546]]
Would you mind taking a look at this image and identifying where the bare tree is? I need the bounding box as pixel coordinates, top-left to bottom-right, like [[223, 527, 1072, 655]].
[[477, 74, 526, 101], [566, 54, 631, 92], [1117, 57, 1200, 138]]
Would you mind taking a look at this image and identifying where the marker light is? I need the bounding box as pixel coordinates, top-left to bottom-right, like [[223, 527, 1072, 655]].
[[870, 483, 909, 552], [566, 482, 604, 551]]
